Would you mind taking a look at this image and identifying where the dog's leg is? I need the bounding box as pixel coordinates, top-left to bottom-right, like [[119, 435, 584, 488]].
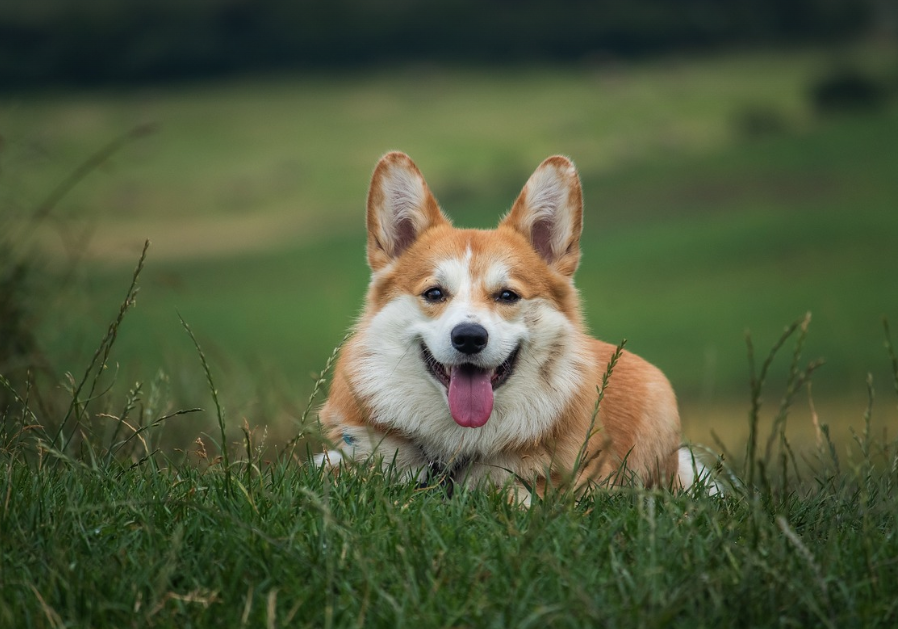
[[677, 446, 723, 495], [458, 459, 535, 507], [313, 426, 430, 483]]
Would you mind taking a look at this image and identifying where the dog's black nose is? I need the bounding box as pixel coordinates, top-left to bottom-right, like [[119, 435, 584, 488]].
[[451, 323, 489, 355]]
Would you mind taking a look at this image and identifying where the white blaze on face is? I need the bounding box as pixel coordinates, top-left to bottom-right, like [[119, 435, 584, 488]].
[[412, 249, 528, 428], [421, 249, 526, 369], [422, 248, 475, 363]]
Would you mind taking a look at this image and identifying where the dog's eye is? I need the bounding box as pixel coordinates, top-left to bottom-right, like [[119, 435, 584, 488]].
[[497, 289, 520, 304], [423, 287, 446, 303]]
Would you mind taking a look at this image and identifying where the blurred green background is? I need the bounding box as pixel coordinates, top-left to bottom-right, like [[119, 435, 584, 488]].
[[2, 0, 897, 449]]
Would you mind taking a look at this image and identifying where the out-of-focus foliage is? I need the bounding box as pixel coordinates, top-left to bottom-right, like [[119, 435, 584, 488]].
[[810, 65, 894, 114], [0, 0, 879, 87], [0, 245, 39, 410]]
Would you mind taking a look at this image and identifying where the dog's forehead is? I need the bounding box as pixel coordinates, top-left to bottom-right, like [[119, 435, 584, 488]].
[[433, 247, 471, 288], [432, 246, 512, 291]]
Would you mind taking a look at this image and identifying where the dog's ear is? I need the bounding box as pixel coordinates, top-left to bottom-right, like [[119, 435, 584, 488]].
[[366, 152, 449, 271], [501, 156, 583, 277]]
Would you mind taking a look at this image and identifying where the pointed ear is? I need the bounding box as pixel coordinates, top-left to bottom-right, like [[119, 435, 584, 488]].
[[366, 152, 449, 271], [501, 155, 583, 277]]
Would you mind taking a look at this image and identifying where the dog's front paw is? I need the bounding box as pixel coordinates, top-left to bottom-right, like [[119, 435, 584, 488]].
[[312, 450, 345, 467]]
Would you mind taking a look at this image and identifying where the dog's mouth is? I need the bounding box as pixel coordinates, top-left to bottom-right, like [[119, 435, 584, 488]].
[[421, 343, 520, 429]]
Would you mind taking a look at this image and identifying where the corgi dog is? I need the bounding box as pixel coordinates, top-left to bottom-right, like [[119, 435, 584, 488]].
[[315, 152, 704, 501]]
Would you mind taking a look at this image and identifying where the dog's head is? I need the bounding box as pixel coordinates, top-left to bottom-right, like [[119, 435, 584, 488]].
[[355, 152, 586, 444]]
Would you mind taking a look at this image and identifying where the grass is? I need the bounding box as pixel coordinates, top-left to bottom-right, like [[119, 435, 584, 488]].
[[30, 104, 898, 452], [3, 48, 897, 437], [2, 281, 898, 626], [5, 453, 897, 627], [0, 52, 827, 224], [3, 49, 898, 624]]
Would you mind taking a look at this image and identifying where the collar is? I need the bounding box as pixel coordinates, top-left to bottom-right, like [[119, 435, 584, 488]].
[[419, 455, 470, 498]]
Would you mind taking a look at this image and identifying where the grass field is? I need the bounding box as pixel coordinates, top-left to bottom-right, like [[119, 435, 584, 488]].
[[3, 46, 898, 628], [2, 333, 898, 627], [3, 270, 898, 627], [2, 47, 898, 448]]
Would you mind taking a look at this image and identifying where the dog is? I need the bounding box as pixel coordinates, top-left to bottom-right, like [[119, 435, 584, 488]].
[[315, 152, 707, 502]]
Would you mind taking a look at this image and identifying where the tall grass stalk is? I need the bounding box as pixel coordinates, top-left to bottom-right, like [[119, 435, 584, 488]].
[[281, 335, 346, 458], [50, 239, 149, 454], [572, 339, 626, 488], [179, 313, 231, 496], [743, 313, 813, 489]]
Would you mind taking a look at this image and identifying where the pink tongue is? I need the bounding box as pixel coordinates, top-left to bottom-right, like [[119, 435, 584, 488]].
[[448, 366, 494, 428]]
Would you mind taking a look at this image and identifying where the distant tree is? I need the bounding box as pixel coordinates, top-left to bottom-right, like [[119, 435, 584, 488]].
[[0, 0, 879, 88]]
